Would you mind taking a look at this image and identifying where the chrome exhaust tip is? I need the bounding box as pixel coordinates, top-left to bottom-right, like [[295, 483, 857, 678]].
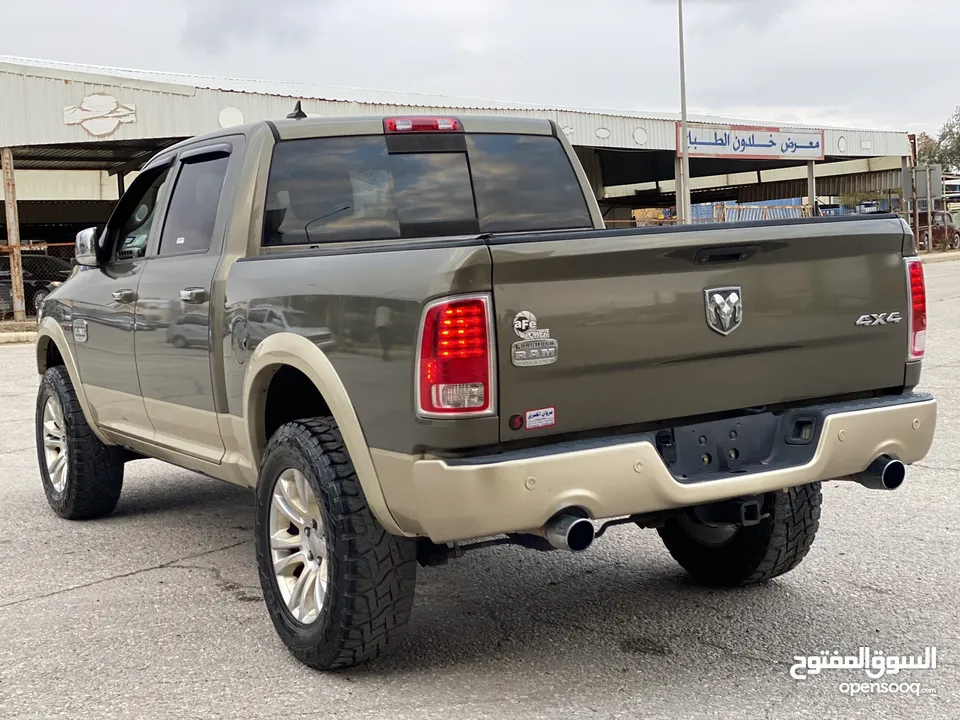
[[854, 455, 906, 491], [543, 514, 595, 552]]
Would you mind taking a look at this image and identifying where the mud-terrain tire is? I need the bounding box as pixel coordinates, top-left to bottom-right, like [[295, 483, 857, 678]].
[[657, 483, 822, 586], [35, 365, 125, 519], [255, 418, 417, 670]]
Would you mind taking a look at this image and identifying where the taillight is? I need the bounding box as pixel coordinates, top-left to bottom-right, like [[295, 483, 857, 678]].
[[384, 116, 462, 133], [905, 257, 926, 361], [416, 294, 495, 418]]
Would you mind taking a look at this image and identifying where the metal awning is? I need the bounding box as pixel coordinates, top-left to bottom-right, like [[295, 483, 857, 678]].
[[10, 137, 185, 173]]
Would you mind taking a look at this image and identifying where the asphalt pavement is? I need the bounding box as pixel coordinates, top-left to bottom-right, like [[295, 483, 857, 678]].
[[2, 263, 960, 719]]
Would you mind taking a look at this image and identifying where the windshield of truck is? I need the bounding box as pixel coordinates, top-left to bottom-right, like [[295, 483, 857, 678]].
[[262, 132, 592, 246]]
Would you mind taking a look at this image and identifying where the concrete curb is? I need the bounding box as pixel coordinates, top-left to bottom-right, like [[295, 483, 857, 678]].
[[0, 331, 36, 345], [922, 252, 960, 264]]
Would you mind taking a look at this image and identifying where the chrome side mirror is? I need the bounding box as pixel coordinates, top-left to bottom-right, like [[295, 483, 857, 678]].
[[75, 227, 99, 267]]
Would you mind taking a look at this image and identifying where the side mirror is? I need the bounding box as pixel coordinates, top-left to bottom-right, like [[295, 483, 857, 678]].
[[75, 227, 99, 267]]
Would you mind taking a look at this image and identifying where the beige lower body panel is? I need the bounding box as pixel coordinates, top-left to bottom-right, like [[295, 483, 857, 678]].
[[374, 398, 937, 544]]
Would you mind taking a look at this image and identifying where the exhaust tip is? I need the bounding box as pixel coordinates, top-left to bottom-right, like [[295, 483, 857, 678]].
[[543, 513, 595, 552], [565, 519, 595, 552], [880, 459, 906, 490], [855, 455, 906, 491]]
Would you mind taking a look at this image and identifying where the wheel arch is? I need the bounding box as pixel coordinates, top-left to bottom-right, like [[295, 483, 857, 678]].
[[35, 316, 112, 445], [241, 332, 408, 536]]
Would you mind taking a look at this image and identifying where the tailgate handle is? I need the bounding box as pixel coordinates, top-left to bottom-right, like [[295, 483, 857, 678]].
[[694, 246, 758, 265]]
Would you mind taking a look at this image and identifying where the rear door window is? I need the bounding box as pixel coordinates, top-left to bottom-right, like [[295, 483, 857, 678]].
[[158, 156, 230, 256]]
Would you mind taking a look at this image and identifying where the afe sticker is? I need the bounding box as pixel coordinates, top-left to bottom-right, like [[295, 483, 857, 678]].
[[525, 406, 556, 429], [513, 310, 551, 340]]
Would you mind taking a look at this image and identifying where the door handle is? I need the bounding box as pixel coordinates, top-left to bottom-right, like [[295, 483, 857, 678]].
[[179, 287, 207, 304], [111, 289, 137, 303]]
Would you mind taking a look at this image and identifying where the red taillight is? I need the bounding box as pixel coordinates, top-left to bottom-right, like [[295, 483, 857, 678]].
[[906, 257, 926, 361], [384, 116, 462, 133], [416, 294, 495, 417]]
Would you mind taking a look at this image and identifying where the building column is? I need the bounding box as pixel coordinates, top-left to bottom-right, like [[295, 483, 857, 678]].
[[1, 147, 26, 322], [674, 155, 685, 223], [807, 161, 817, 217]]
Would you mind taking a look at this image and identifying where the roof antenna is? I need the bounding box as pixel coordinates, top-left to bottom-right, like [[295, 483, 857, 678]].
[[286, 101, 307, 120]]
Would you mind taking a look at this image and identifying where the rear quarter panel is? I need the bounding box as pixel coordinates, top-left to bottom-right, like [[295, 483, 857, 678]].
[[222, 242, 496, 454]]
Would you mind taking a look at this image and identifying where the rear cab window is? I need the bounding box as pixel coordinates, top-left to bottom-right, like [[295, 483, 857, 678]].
[[262, 127, 592, 246]]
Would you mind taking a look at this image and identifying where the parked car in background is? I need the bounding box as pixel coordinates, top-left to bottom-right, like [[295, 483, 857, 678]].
[[917, 210, 960, 251], [0, 282, 12, 318], [0, 253, 73, 314]]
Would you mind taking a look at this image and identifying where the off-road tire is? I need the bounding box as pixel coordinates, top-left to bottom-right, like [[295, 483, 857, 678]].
[[35, 366, 125, 519], [255, 418, 417, 670], [657, 483, 822, 586]]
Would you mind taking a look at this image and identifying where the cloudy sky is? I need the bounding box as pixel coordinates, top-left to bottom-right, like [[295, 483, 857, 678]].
[[1, 0, 956, 133]]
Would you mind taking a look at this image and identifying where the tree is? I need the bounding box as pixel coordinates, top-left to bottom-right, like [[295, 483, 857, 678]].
[[917, 106, 960, 172]]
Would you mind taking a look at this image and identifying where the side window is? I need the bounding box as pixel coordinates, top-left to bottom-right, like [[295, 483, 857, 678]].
[[113, 167, 172, 261], [158, 156, 230, 257], [267, 311, 284, 327], [248, 308, 268, 324]]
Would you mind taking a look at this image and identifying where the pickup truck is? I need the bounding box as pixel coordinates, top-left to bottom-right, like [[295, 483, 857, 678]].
[[33, 113, 937, 671]]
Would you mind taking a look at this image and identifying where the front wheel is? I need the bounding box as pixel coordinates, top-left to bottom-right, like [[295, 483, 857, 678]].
[[255, 418, 417, 670], [36, 366, 125, 519], [657, 483, 822, 586]]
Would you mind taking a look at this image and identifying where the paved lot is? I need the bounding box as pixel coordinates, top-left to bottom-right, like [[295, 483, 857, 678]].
[[2, 263, 960, 720]]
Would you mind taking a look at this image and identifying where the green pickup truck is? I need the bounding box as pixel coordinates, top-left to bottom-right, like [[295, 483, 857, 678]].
[[34, 113, 936, 671]]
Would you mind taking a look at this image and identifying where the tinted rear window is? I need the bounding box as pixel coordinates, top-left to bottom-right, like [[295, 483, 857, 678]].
[[466, 134, 592, 232], [262, 132, 591, 246]]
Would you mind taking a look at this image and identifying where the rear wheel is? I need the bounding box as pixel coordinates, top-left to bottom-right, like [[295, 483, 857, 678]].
[[35, 366, 125, 519], [657, 483, 822, 586], [920, 231, 930, 251], [952, 232, 960, 251], [255, 417, 417, 670]]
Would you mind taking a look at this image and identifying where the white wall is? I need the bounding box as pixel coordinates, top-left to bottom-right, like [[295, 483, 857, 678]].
[[2, 170, 138, 201]]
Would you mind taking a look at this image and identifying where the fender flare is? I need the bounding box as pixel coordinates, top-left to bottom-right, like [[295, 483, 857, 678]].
[[35, 316, 112, 445], [241, 332, 408, 536]]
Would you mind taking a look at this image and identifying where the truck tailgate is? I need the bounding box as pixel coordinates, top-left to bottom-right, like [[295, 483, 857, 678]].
[[491, 217, 911, 440]]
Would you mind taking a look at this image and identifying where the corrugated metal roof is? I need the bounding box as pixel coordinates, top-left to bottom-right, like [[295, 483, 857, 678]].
[[0, 55, 912, 160]]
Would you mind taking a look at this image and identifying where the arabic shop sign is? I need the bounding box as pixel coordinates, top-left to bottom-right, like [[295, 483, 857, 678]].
[[677, 122, 825, 160]]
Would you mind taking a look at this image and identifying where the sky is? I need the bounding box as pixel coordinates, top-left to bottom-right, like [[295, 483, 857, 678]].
[[0, 0, 956, 134]]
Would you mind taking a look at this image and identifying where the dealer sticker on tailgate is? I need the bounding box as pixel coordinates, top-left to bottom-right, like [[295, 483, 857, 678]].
[[525, 406, 556, 429]]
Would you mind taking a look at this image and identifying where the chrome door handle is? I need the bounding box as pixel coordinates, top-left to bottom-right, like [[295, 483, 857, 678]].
[[111, 289, 137, 303], [179, 287, 207, 304]]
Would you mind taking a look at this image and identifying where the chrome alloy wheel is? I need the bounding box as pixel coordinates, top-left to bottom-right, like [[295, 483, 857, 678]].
[[269, 468, 329, 624], [41, 396, 68, 493]]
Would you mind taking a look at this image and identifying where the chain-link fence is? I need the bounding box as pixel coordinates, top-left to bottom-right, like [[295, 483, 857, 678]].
[[0, 243, 76, 320]]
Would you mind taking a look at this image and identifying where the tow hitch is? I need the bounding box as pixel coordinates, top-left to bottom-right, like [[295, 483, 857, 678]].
[[691, 495, 769, 527]]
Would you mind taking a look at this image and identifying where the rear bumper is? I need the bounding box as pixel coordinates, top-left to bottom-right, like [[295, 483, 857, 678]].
[[375, 393, 937, 543]]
